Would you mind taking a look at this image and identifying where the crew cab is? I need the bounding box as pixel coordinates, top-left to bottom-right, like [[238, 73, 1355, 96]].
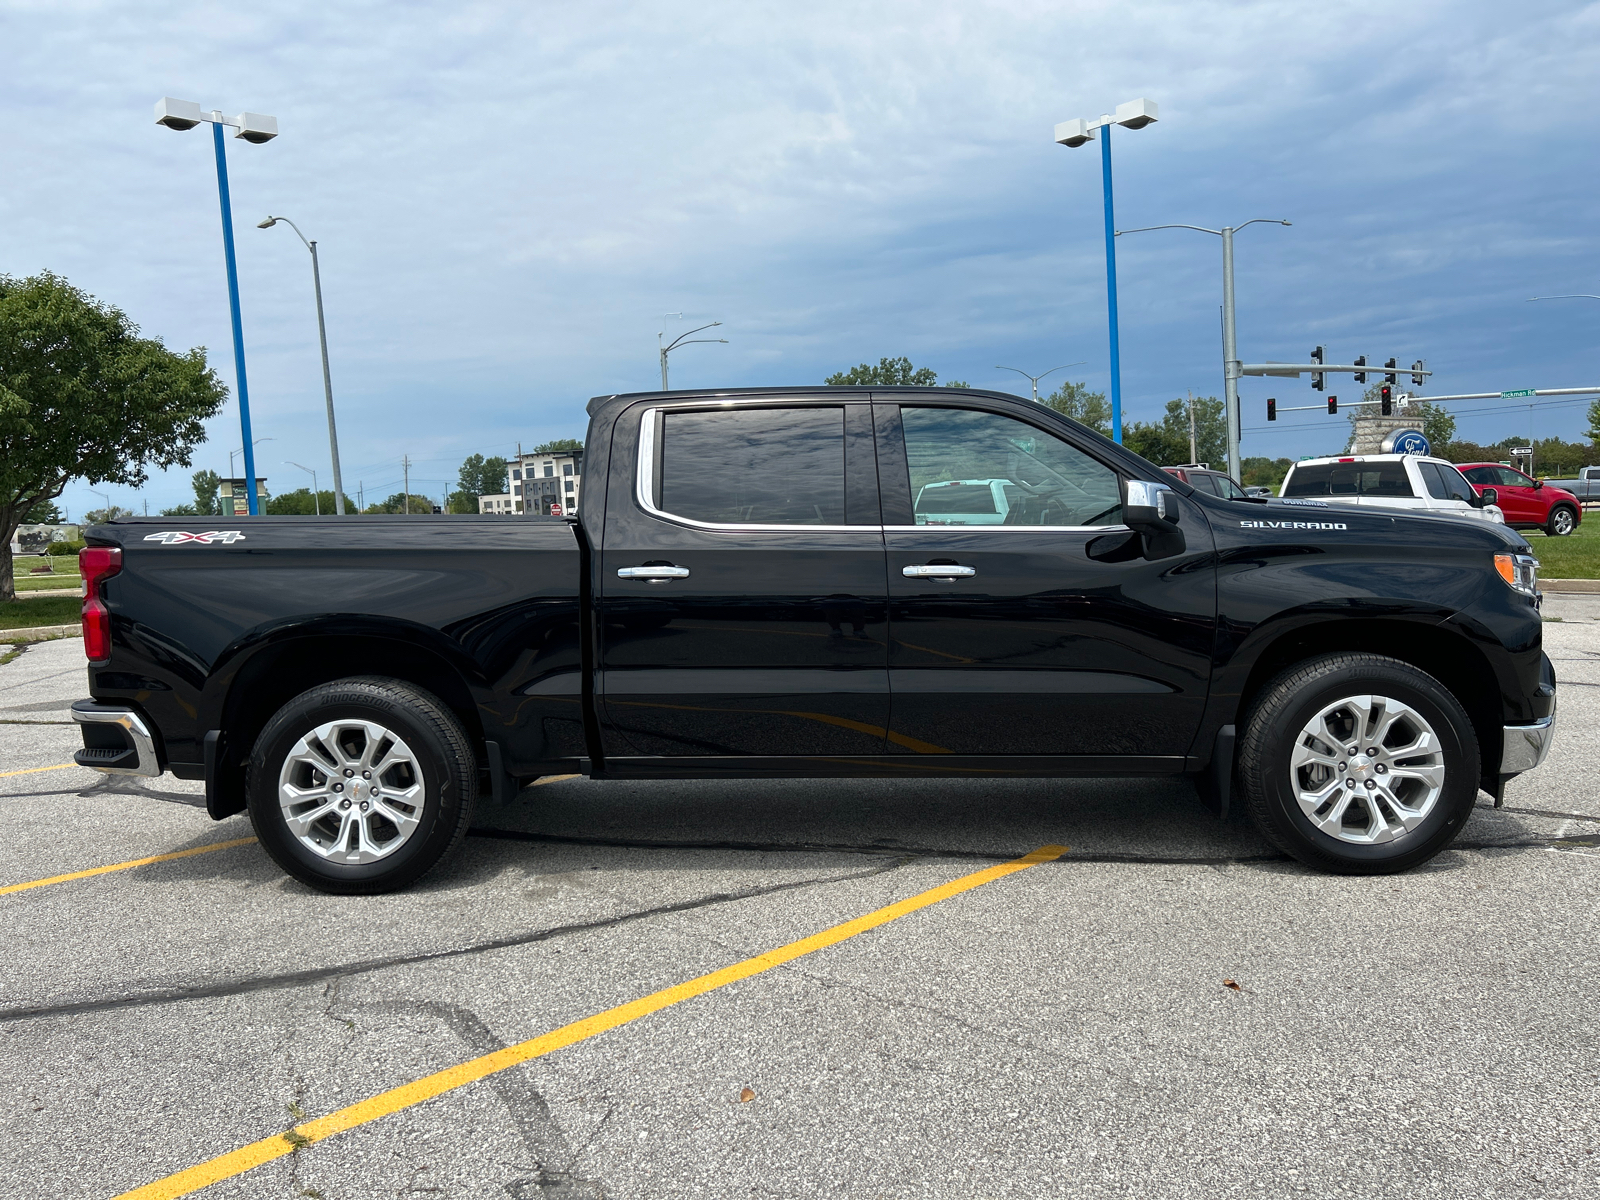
[[1280, 453, 1506, 524], [1458, 464, 1583, 537], [73, 387, 1556, 892], [1542, 465, 1600, 505]]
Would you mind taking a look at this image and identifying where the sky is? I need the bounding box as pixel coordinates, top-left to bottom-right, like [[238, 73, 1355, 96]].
[[3, 0, 1599, 518]]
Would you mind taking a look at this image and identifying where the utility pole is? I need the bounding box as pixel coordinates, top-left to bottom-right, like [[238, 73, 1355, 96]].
[[403, 455, 411, 515], [1188, 390, 1197, 464], [358, 481, 364, 513]]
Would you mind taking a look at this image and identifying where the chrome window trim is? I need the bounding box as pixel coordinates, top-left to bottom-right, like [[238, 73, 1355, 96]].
[[884, 523, 1131, 534], [635, 404, 867, 534]]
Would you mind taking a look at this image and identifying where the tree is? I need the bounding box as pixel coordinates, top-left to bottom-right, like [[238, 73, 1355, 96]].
[[825, 357, 966, 388], [366, 493, 439, 515], [1122, 421, 1190, 466], [457, 453, 510, 499], [1040, 381, 1111, 437], [532, 438, 583, 453], [83, 505, 138, 524], [1588, 397, 1600, 444], [1240, 456, 1294, 492], [0, 272, 225, 600], [22, 498, 61, 523], [1119, 395, 1226, 468], [266, 488, 344, 515], [191, 469, 221, 516]]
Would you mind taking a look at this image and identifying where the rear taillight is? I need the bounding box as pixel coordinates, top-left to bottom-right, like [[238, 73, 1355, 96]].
[[79, 546, 122, 663]]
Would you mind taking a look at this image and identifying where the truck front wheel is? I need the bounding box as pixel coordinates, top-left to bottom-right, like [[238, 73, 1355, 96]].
[[1237, 653, 1479, 874], [246, 677, 477, 894], [1546, 505, 1577, 537]]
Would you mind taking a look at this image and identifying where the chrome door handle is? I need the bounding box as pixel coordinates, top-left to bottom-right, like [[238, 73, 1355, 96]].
[[902, 564, 976, 578], [617, 565, 690, 581]]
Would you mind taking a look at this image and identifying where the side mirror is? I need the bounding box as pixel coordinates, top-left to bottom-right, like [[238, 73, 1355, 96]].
[[1122, 478, 1186, 560], [1533, 479, 1544, 490], [1477, 486, 1499, 508]]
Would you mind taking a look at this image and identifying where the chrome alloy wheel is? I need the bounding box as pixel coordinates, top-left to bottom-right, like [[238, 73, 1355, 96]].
[[1288, 694, 1446, 845], [277, 719, 425, 863]]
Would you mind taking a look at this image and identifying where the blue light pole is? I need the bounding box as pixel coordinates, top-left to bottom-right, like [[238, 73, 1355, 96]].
[[1055, 99, 1159, 445], [155, 98, 279, 515]]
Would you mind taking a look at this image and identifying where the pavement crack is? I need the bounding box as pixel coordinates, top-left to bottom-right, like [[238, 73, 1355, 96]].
[[0, 858, 908, 1026]]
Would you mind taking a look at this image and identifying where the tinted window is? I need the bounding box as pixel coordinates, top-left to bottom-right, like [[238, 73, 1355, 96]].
[[900, 407, 1121, 526], [1459, 466, 1495, 485], [917, 483, 998, 514], [659, 407, 846, 525], [1417, 461, 1452, 500], [1283, 464, 1331, 497], [1188, 473, 1220, 495], [1434, 463, 1477, 503]]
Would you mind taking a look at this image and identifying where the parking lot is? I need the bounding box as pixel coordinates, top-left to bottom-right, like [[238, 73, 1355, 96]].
[[3, 606, 1597, 1200]]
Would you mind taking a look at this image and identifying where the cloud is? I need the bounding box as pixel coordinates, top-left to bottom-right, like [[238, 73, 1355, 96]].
[[1, 0, 1596, 513]]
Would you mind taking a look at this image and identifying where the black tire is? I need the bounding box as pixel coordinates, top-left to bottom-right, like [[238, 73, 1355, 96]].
[[1546, 505, 1577, 537], [1238, 653, 1479, 875], [247, 676, 477, 894]]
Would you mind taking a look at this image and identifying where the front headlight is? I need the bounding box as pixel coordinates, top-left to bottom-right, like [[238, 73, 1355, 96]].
[[1494, 552, 1539, 597]]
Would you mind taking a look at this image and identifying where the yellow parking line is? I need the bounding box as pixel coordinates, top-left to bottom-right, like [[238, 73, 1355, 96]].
[[0, 838, 258, 897], [114, 842, 1069, 1199], [0, 762, 80, 779]]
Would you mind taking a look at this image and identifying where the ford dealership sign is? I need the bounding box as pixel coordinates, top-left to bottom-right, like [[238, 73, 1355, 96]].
[[1381, 429, 1431, 455]]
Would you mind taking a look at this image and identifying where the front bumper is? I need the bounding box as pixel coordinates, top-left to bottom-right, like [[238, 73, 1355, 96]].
[[1500, 713, 1556, 775], [72, 701, 162, 778]]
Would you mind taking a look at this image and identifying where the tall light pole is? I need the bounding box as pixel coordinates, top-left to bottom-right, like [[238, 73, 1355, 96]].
[[230, 437, 275, 479], [1528, 295, 1600, 302], [994, 362, 1086, 403], [154, 98, 278, 516], [1055, 99, 1158, 444], [658, 322, 727, 389], [285, 461, 320, 515], [1116, 219, 1291, 478], [260, 216, 347, 515]]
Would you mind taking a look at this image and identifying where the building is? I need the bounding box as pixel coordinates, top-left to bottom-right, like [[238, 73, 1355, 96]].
[[219, 478, 269, 516], [479, 449, 583, 515]]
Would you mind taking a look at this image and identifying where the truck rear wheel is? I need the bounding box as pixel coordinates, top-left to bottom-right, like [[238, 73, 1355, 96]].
[[246, 677, 477, 894], [1546, 505, 1577, 537], [1237, 653, 1479, 874]]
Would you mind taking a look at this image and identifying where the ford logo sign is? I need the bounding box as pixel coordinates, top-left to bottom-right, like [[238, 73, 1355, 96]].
[[1381, 428, 1431, 455]]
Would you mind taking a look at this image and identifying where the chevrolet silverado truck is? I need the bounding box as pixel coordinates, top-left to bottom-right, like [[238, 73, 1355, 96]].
[[72, 387, 1557, 892]]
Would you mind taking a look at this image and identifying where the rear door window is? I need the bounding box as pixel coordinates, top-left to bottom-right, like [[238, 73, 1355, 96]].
[[1283, 465, 1331, 496], [1188, 473, 1220, 495], [1434, 463, 1478, 503], [1328, 463, 1414, 497], [1417, 461, 1453, 500], [657, 406, 846, 525]]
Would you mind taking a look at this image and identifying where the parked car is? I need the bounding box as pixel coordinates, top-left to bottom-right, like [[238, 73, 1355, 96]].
[[1280, 454, 1505, 524], [73, 387, 1553, 891], [1539, 465, 1600, 507], [1243, 485, 1274, 498], [1161, 464, 1252, 499], [1456, 464, 1582, 537]]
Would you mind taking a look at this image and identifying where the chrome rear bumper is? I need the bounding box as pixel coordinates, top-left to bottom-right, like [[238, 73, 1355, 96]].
[[72, 701, 162, 778]]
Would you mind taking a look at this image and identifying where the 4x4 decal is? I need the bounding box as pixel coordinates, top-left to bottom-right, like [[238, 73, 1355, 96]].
[[142, 531, 247, 545]]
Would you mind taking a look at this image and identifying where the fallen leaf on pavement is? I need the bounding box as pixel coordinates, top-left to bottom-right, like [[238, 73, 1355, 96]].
[[739, 1087, 756, 1103], [1223, 979, 1243, 992]]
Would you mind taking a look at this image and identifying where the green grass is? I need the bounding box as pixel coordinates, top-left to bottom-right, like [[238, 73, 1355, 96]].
[[0, 596, 81, 630], [11, 573, 82, 592], [1519, 510, 1600, 579]]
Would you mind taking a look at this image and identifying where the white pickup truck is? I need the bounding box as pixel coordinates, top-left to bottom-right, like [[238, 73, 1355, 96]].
[[1280, 454, 1506, 524]]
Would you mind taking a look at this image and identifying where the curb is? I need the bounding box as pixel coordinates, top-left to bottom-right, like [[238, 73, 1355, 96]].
[[16, 589, 83, 600], [0, 624, 82, 644], [1542, 579, 1600, 594]]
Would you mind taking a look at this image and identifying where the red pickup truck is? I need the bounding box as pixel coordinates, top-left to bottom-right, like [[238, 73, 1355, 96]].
[[1457, 464, 1581, 537]]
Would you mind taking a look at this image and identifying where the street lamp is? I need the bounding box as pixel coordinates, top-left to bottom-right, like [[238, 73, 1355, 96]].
[[1116, 219, 1291, 478], [658, 322, 727, 390], [285, 461, 320, 516], [1054, 98, 1159, 444], [230, 437, 275, 479], [155, 97, 278, 517], [1527, 295, 1600, 301], [259, 216, 347, 515], [994, 362, 1087, 403]]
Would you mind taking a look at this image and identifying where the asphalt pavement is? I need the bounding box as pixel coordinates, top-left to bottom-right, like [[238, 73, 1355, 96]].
[[1, 617, 1596, 1199]]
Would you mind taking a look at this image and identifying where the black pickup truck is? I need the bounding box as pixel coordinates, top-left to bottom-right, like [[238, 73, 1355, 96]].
[[73, 387, 1556, 891]]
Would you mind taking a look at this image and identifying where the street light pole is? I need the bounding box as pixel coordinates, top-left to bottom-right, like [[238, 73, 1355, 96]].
[[1115, 219, 1291, 478], [658, 322, 728, 390], [156, 99, 278, 517], [994, 363, 1086, 402], [260, 216, 346, 514], [1055, 99, 1158, 444], [285, 461, 320, 515]]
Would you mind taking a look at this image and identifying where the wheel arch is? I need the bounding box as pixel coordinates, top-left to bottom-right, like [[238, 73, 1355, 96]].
[[204, 620, 489, 818], [1232, 617, 1502, 791]]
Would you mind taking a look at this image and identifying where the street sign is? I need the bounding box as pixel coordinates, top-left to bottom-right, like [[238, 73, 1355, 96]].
[[1501, 389, 1536, 399]]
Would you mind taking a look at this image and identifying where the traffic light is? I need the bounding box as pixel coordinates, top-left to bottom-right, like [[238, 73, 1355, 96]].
[[1328, 395, 1338, 415], [1380, 384, 1392, 415], [1411, 359, 1425, 386], [1353, 355, 1367, 383], [1267, 398, 1277, 421], [1311, 345, 1325, 391], [1384, 357, 1397, 385]]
